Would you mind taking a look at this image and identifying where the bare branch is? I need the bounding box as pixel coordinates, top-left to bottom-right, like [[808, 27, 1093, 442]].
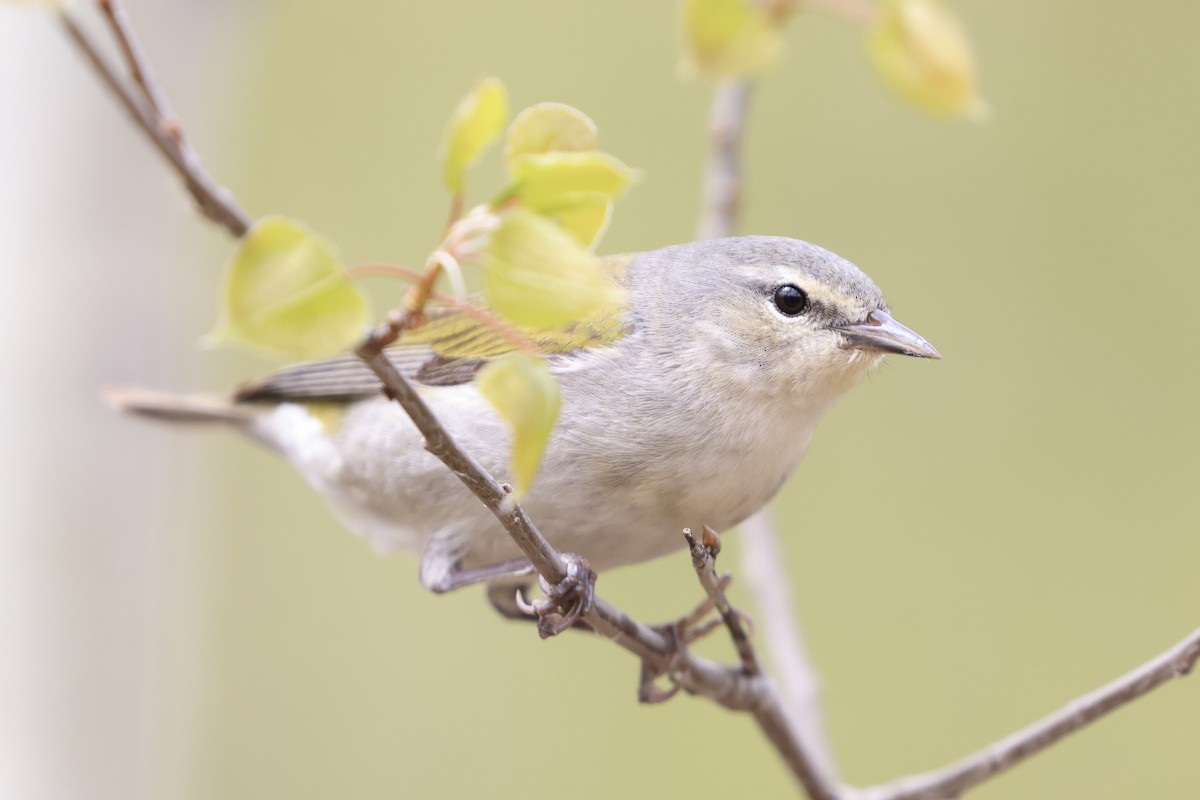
[[693, 59, 845, 794], [97, 0, 175, 128], [861, 626, 1200, 800], [59, 6, 251, 236], [354, 333, 567, 586], [696, 79, 752, 240], [352, 327, 842, 798], [684, 526, 760, 675], [741, 510, 840, 780]]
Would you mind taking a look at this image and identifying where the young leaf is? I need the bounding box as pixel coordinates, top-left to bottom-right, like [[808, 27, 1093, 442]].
[[476, 353, 561, 498], [440, 76, 510, 193], [867, 0, 986, 119], [680, 0, 781, 79], [508, 151, 636, 212], [504, 103, 599, 171], [544, 195, 612, 249], [210, 217, 368, 359], [482, 208, 626, 330]]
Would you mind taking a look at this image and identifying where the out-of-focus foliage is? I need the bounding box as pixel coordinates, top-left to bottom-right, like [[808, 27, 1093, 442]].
[[502, 103, 630, 248], [504, 103, 599, 166], [429, 84, 635, 486], [440, 76, 509, 193], [209, 217, 368, 359], [480, 208, 626, 331], [679, 0, 782, 78], [867, 0, 985, 119]]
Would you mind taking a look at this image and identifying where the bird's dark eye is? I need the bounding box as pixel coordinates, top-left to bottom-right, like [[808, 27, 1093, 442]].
[[773, 284, 809, 316]]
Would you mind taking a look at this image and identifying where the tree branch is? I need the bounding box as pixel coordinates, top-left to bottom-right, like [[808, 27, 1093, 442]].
[[684, 526, 760, 675], [59, 3, 251, 236], [693, 60, 845, 793], [860, 625, 1200, 800], [740, 510, 840, 781], [696, 79, 752, 240]]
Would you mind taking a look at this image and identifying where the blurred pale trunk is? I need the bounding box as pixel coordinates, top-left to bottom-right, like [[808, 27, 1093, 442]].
[[0, 3, 246, 798]]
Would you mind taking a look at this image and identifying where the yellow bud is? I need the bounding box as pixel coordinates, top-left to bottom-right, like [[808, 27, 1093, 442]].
[[867, 0, 986, 120]]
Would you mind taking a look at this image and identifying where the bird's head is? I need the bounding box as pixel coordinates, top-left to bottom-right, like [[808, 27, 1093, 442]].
[[630, 236, 939, 405]]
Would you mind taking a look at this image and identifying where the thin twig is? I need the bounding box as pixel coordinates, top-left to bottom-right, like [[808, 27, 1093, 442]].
[[860, 626, 1200, 800], [59, 6, 251, 236], [351, 332, 840, 797], [740, 510, 839, 778], [345, 263, 542, 356], [696, 79, 751, 240], [97, 0, 176, 133], [684, 526, 760, 675], [354, 335, 566, 584], [694, 54, 845, 792]]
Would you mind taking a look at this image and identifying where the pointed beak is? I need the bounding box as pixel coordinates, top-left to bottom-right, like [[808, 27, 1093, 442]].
[[835, 309, 941, 359]]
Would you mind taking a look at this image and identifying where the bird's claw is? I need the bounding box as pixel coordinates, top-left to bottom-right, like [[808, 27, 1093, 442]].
[[516, 553, 596, 638], [638, 625, 688, 704]]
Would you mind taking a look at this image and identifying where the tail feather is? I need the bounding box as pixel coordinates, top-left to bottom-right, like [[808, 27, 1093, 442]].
[[101, 385, 252, 425]]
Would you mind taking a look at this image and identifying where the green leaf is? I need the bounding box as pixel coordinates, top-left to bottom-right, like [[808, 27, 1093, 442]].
[[504, 103, 599, 171], [680, 0, 782, 79], [508, 151, 636, 212], [545, 195, 612, 249], [440, 76, 510, 192], [867, 0, 986, 119], [210, 216, 369, 359], [476, 352, 561, 498], [482, 208, 626, 330]]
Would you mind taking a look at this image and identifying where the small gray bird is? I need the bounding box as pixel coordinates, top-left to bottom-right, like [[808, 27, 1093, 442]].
[[108, 236, 938, 613]]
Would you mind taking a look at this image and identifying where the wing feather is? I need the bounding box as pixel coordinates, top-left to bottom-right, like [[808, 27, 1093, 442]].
[[235, 252, 637, 403]]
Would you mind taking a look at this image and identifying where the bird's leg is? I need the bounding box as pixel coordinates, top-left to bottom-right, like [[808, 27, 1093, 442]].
[[486, 582, 538, 620], [638, 625, 684, 704], [487, 583, 598, 633], [421, 537, 596, 637], [424, 557, 539, 593], [514, 552, 597, 638]]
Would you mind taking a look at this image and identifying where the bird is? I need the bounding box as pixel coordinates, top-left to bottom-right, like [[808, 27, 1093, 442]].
[[106, 236, 939, 620]]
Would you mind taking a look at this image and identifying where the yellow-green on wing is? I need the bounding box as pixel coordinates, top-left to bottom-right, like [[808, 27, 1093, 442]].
[[235, 253, 635, 403]]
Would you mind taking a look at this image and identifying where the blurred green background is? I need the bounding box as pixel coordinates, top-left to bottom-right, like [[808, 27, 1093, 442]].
[[4, 1, 1198, 799]]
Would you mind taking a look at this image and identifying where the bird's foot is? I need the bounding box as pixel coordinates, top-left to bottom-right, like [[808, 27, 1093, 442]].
[[638, 625, 685, 704], [516, 553, 596, 638]]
